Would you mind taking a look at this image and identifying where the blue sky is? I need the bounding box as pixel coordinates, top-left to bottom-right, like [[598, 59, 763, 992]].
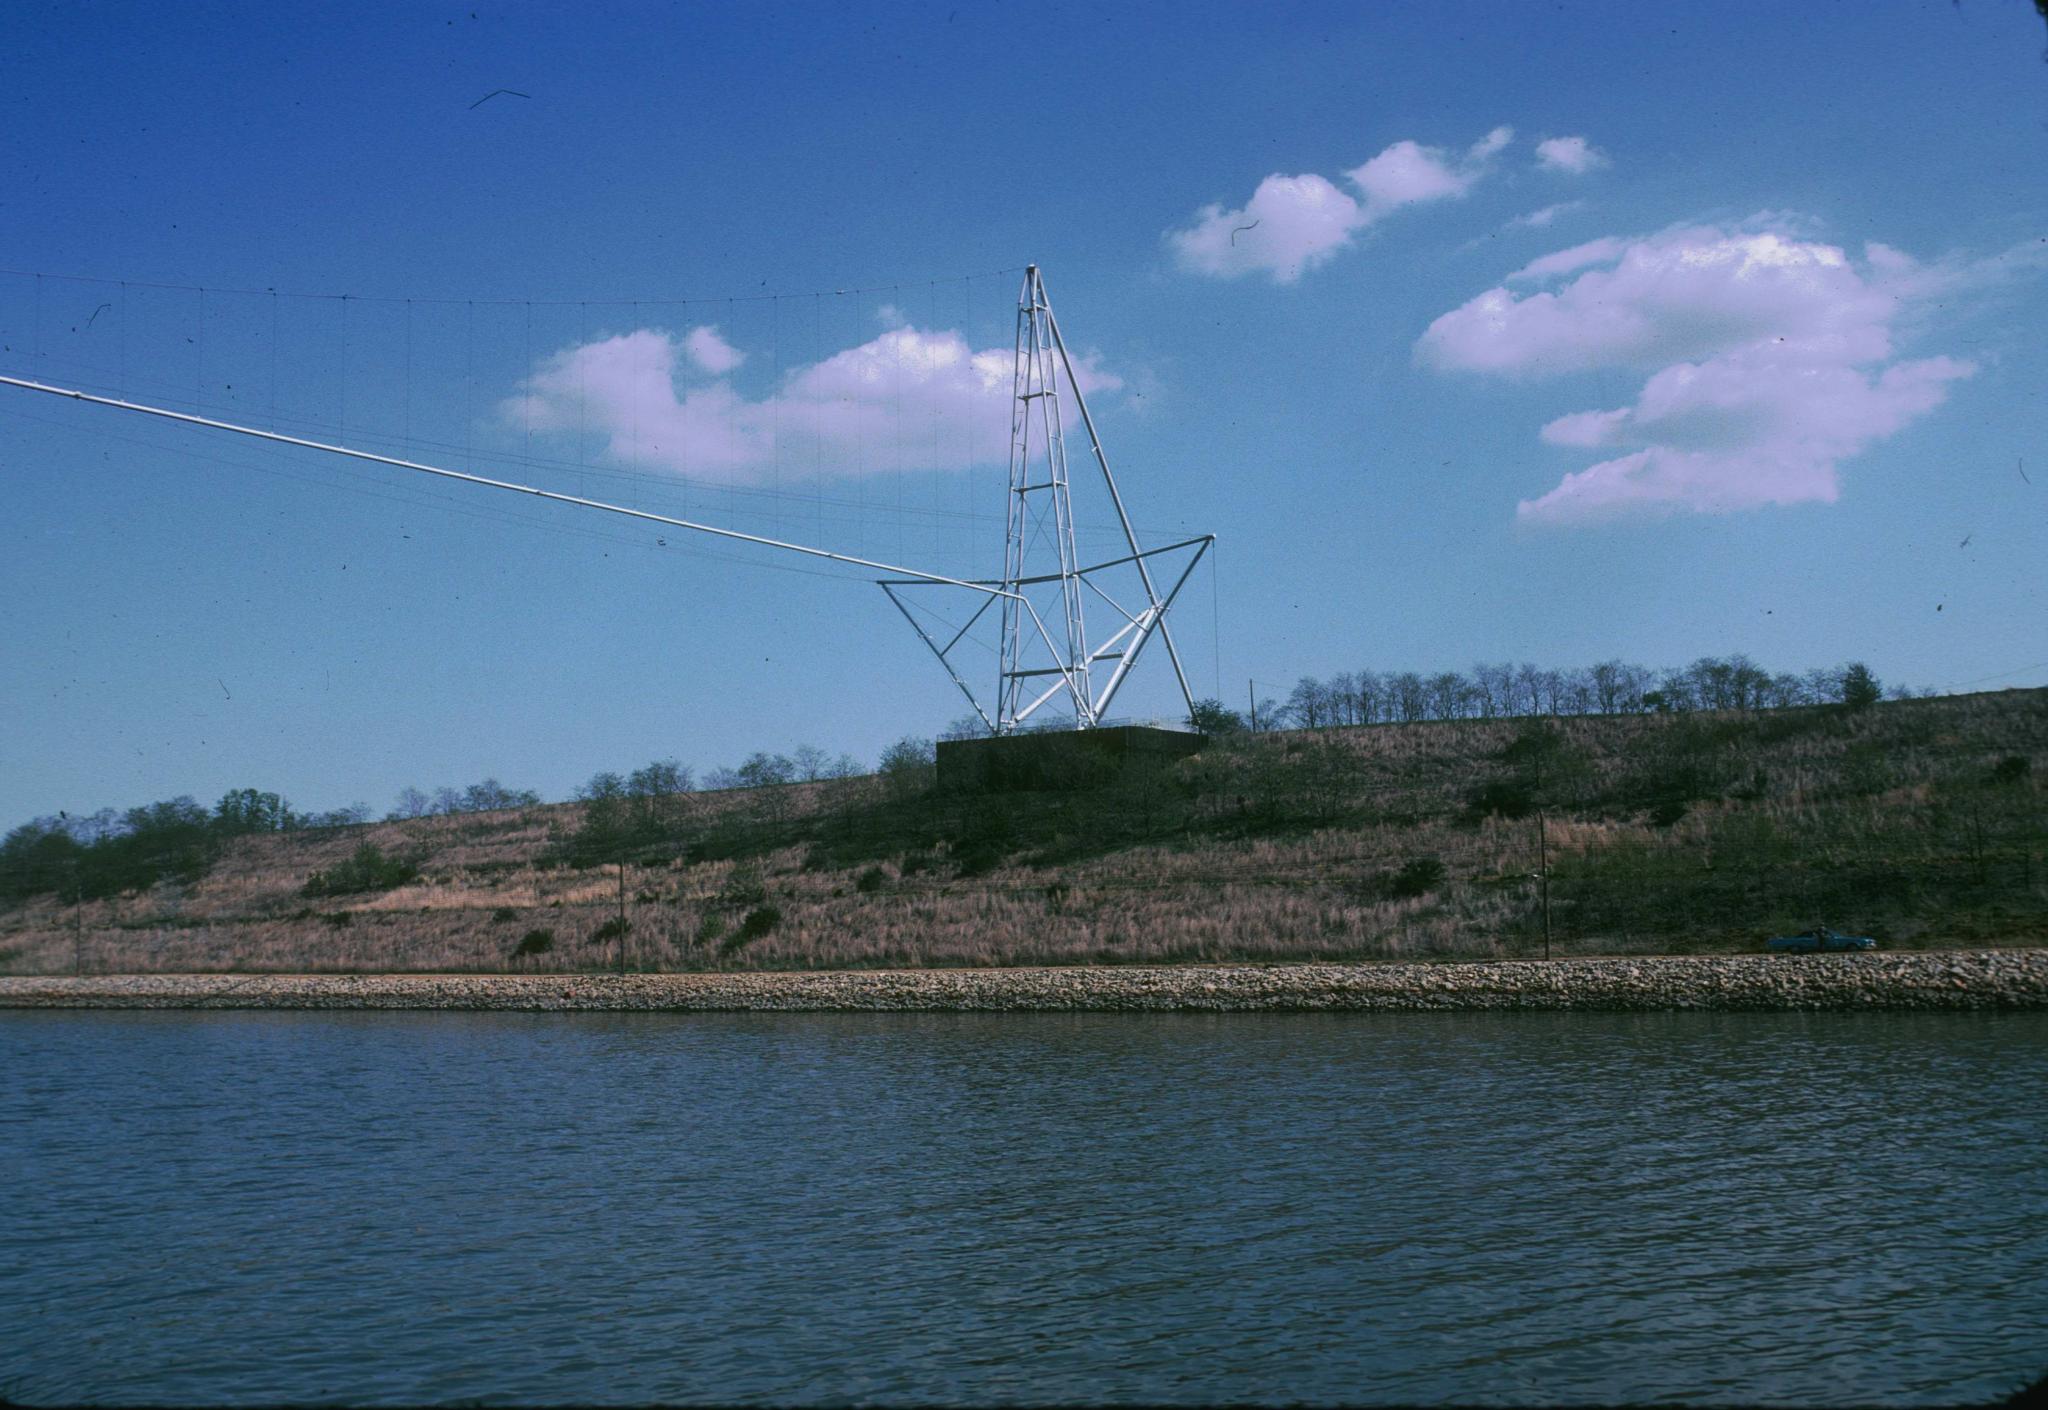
[[3, 0, 2045, 829]]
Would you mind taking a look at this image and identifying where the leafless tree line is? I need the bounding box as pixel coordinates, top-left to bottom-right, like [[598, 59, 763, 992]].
[[386, 778, 541, 820], [1260, 656, 1908, 731]]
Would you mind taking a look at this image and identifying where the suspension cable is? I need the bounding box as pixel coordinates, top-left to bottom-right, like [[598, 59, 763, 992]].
[[0, 372, 1012, 597]]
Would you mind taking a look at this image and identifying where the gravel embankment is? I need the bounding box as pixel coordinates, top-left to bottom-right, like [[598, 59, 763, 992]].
[[2, 951, 2044, 1013]]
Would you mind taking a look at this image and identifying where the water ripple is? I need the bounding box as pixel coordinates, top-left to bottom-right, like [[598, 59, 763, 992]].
[[2, 1009, 2043, 1406]]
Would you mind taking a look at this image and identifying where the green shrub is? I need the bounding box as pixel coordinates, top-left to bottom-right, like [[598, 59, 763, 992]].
[[878, 736, 936, 796], [593, 916, 631, 942], [1648, 799, 1688, 828], [720, 863, 767, 907], [1500, 724, 1564, 767], [513, 928, 553, 957], [1841, 662, 1882, 710], [953, 840, 1006, 877], [1387, 857, 1446, 899], [1621, 757, 1722, 811], [303, 844, 420, 898], [717, 905, 780, 956], [695, 912, 726, 948], [0, 797, 224, 902], [1186, 698, 1246, 736], [1992, 755, 2031, 785], [950, 810, 1015, 877], [1467, 779, 1534, 820], [855, 866, 888, 894], [324, 911, 353, 928], [491, 906, 517, 923]]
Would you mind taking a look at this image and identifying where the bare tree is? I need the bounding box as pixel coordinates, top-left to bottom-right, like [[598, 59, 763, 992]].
[[1426, 671, 1470, 721], [1470, 662, 1511, 719], [1286, 677, 1334, 729], [1558, 667, 1596, 716], [878, 737, 936, 796], [732, 753, 797, 788], [1353, 669, 1385, 725], [1804, 665, 1844, 705], [1391, 672, 1428, 723], [1589, 660, 1626, 715], [627, 760, 692, 796], [940, 713, 992, 741], [1326, 672, 1359, 726]]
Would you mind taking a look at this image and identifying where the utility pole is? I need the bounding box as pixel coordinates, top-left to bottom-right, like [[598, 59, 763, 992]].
[[1248, 680, 1258, 733], [73, 860, 84, 977], [1523, 745, 1554, 961], [616, 859, 628, 976]]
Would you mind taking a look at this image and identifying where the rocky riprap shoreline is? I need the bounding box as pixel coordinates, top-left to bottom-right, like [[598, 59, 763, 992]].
[[1, 950, 2043, 1013]]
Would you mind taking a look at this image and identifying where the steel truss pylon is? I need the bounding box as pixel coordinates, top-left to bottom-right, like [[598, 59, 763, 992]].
[[1002, 266, 1090, 729], [878, 265, 1211, 735]]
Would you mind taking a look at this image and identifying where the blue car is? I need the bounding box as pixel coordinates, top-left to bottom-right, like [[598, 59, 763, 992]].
[[1767, 926, 1877, 954]]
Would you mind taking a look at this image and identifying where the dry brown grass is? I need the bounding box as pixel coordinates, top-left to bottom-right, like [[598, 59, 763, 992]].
[[3, 690, 2042, 975]]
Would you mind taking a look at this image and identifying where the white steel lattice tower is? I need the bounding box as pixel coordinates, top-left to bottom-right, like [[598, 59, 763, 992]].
[[875, 266, 1210, 734], [1000, 267, 1093, 729]]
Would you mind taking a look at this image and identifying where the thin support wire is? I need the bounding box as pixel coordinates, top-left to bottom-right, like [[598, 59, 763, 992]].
[[402, 299, 413, 458], [338, 294, 348, 443], [1211, 535, 1223, 703], [463, 300, 474, 472], [0, 373, 1016, 597], [0, 261, 1030, 310], [267, 289, 278, 431], [576, 302, 588, 496]]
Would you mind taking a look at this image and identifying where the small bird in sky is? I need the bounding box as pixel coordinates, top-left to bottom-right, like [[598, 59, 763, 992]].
[[469, 89, 531, 109]]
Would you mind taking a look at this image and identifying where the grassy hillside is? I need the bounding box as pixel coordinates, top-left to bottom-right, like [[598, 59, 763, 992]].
[[2, 689, 2042, 974]]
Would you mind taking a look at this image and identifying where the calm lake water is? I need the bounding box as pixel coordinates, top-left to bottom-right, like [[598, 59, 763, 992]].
[[2, 1008, 2043, 1407]]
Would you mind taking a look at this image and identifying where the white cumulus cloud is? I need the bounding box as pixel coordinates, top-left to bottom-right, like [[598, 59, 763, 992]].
[[1167, 172, 1366, 284], [1466, 125, 1515, 162], [1167, 126, 1515, 284], [1507, 201, 1583, 230], [501, 323, 1120, 482], [1416, 220, 1983, 524], [1504, 235, 1629, 285], [1349, 137, 1482, 212], [683, 325, 745, 375], [1534, 135, 1608, 175]]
